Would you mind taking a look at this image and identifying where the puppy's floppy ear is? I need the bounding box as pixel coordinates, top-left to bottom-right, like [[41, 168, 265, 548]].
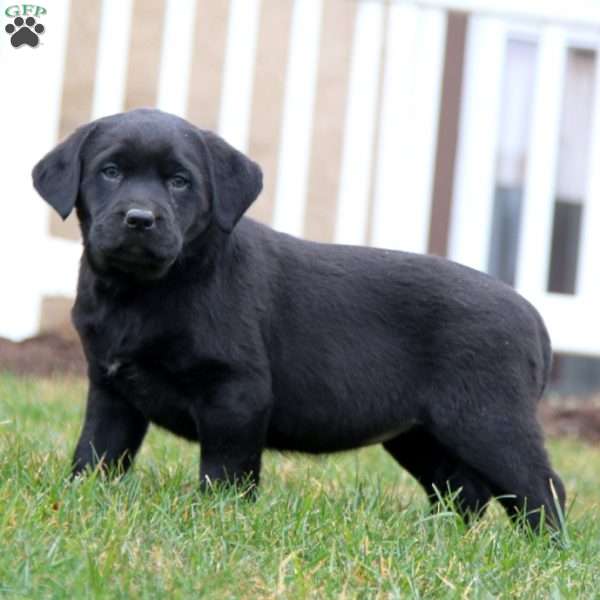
[[199, 131, 263, 232], [32, 122, 96, 220]]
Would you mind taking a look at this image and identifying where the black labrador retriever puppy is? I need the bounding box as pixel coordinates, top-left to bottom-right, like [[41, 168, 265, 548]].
[[33, 109, 565, 532]]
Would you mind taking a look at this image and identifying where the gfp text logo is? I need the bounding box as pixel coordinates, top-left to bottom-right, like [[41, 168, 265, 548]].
[[4, 4, 46, 48]]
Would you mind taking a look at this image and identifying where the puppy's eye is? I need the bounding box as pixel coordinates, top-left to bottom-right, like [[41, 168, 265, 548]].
[[101, 165, 121, 180], [169, 175, 189, 190]]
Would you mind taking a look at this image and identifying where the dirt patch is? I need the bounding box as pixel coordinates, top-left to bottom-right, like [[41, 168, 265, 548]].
[[540, 400, 600, 445], [0, 334, 86, 378], [2, 334, 600, 444]]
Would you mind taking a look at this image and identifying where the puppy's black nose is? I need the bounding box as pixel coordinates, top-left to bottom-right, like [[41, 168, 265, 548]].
[[125, 208, 155, 230]]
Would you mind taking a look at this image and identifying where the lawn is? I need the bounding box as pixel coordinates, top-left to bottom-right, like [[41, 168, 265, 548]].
[[0, 374, 599, 599]]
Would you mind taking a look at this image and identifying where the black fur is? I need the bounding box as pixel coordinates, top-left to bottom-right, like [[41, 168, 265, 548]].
[[32, 109, 565, 532]]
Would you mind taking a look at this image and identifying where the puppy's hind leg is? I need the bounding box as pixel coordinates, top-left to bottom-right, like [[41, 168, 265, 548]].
[[384, 426, 492, 524], [429, 404, 566, 534]]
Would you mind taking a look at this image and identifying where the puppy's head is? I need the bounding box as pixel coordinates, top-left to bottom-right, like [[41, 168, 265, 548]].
[[32, 109, 262, 281]]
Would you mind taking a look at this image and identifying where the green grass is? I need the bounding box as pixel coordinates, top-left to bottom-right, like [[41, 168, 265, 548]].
[[1, 374, 599, 599]]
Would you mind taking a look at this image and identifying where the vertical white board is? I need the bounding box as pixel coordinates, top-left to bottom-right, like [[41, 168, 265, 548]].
[[272, 0, 323, 237], [576, 45, 600, 297], [514, 26, 566, 294], [218, 0, 262, 152], [371, 5, 446, 252], [334, 1, 385, 245], [92, 0, 134, 118], [0, 0, 75, 339], [448, 16, 506, 271], [157, 0, 197, 117]]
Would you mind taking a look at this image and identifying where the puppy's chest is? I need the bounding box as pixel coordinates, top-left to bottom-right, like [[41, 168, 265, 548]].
[[84, 312, 223, 413], [102, 345, 203, 438], [96, 332, 191, 404]]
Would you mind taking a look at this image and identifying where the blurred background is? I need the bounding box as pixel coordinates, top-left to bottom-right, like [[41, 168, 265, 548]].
[[1, 0, 600, 399]]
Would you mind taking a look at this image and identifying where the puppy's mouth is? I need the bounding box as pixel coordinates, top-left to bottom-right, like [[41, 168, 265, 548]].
[[93, 244, 177, 280], [87, 220, 183, 281], [109, 252, 171, 272]]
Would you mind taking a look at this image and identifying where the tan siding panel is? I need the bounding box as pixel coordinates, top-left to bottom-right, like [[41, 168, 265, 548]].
[[49, 211, 80, 240], [187, 0, 230, 130], [39, 296, 77, 339], [53, 0, 102, 242], [246, 0, 294, 225], [429, 12, 467, 256], [58, 0, 102, 138], [303, 0, 356, 242], [124, 0, 165, 110]]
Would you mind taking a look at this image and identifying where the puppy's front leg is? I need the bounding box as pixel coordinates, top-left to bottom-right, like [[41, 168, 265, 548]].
[[72, 384, 149, 477], [197, 381, 270, 493]]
